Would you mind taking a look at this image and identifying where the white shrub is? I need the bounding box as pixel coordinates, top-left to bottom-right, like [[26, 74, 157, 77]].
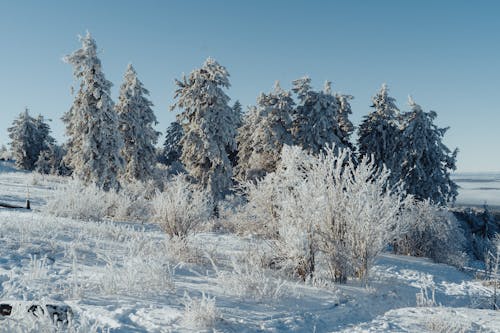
[[212, 249, 287, 301], [44, 180, 121, 221], [394, 199, 467, 268], [243, 145, 410, 282], [181, 292, 219, 330], [151, 175, 213, 238]]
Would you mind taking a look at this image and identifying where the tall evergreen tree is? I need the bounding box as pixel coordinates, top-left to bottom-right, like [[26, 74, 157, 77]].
[[398, 97, 458, 205], [161, 121, 184, 167], [291, 77, 343, 154], [171, 58, 237, 201], [116, 64, 160, 182], [236, 82, 294, 180], [357, 84, 401, 181], [62, 32, 123, 191]]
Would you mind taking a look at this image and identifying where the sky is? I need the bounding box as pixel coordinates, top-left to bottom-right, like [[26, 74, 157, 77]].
[[0, 0, 498, 172]]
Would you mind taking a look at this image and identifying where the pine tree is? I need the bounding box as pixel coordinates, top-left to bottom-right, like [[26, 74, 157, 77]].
[[236, 82, 294, 180], [8, 109, 53, 170], [291, 77, 343, 154], [116, 64, 160, 182], [398, 97, 458, 205], [357, 84, 401, 182], [35, 144, 69, 176], [161, 121, 184, 167], [62, 32, 123, 191], [170, 58, 237, 201], [235, 105, 261, 180], [227, 100, 244, 168], [335, 93, 355, 149]]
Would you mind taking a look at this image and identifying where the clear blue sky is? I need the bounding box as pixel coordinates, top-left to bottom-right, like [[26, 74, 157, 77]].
[[0, 0, 498, 172]]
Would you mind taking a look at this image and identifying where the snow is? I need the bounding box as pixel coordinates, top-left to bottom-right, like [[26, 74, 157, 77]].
[[454, 172, 500, 209], [0, 163, 498, 332]]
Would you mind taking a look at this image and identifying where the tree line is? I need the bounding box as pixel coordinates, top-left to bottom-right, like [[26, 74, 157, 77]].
[[5, 32, 457, 205]]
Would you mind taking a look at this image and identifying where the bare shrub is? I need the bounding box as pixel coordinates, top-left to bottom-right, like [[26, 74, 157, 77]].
[[151, 175, 213, 238], [242, 145, 410, 282], [394, 199, 467, 268], [181, 292, 219, 330]]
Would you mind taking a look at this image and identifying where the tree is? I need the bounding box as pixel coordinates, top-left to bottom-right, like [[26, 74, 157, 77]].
[[291, 77, 343, 154], [236, 82, 294, 180], [398, 97, 458, 205], [161, 121, 184, 166], [357, 84, 401, 182], [227, 100, 243, 168], [335, 93, 355, 149], [8, 108, 53, 170], [62, 32, 123, 191], [35, 144, 69, 176], [116, 64, 160, 182], [170, 58, 237, 201]]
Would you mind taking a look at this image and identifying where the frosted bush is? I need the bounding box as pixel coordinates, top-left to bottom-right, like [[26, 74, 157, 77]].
[[44, 180, 120, 221], [151, 175, 213, 238], [243, 145, 410, 282], [44, 179, 153, 222], [212, 252, 287, 300], [181, 292, 219, 330], [98, 256, 174, 296], [394, 199, 467, 268]]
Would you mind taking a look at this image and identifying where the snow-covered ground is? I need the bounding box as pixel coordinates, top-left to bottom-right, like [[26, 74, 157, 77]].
[[0, 162, 498, 332]]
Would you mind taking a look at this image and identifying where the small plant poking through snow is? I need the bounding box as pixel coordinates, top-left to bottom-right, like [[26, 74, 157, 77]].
[[181, 292, 219, 330], [152, 175, 213, 238]]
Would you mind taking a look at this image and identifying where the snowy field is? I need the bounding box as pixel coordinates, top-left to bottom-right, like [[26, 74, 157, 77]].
[[0, 162, 499, 332], [454, 172, 500, 210]]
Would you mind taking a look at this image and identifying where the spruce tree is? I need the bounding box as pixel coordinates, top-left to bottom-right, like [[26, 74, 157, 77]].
[[398, 97, 458, 205], [171, 58, 237, 201], [8, 108, 39, 170], [8, 109, 54, 170], [116, 64, 160, 182], [291, 77, 343, 154], [62, 32, 123, 190], [357, 84, 401, 182], [335, 93, 355, 149], [161, 121, 184, 167], [236, 82, 294, 180]]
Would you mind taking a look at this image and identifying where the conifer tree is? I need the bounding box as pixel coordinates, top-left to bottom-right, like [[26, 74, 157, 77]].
[[227, 100, 243, 168], [291, 77, 343, 154], [116, 64, 160, 182], [335, 93, 355, 149], [62, 32, 123, 190], [398, 97, 458, 205], [161, 121, 184, 167], [236, 82, 294, 180], [8, 109, 54, 170], [358, 84, 401, 182], [171, 58, 237, 201]]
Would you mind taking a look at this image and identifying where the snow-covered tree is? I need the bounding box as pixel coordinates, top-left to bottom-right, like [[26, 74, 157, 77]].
[[62, 32, 123, 191], [116, 64, 160, 182], [398, 97, 458, 205], [291, 77, 343, 154], [227, 100, 244, 168], [35, 144, 69, 176], [161, 121, 184, 166], [170, 58, 237, 201], [335, 93, 355, 149], [8, 109, 53, 170], [236, 82, 294, 181], [0, 145, 12, 161], [357, 84, 401, 182]]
